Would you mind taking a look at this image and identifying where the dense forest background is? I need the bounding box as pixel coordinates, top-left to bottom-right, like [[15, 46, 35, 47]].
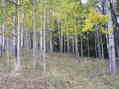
[[0, 0, 119, 88]]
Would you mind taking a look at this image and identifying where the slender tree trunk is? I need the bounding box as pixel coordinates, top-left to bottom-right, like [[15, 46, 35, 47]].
[[66, 32, 70, 53], [63, 35, 66, 53], [100, 32, 104, 59], [114, 30, 119, 58], [2, 24, 5, 56], [95, 33, 98, 58], [80, 38, 83, 57], [7, 32, 10, 69], [26, 31, 29, 56], [12, 15, 17, 57], [39, 12, 43, 62], [72, 36, 75, 54], [16, 0, 21, 71], [87, 33, 90, 57], [43, 7, 47, 73], [32, 0, 37, 69], [1, 0, 6, 56], [49, 31, 53, 53], [40, 29, 43, 54], [75, 35, 79, 56], [0, 25, 2, 56], [95, 28, 102, 58], [106, 0, 117, 74], [60, 26, 63, 53], [20, 10, 24, 56]]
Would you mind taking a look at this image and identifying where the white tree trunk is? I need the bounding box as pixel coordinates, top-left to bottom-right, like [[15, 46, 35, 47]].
[[32, 0, 37, 69], [15, 0, 21, 72], [87, 33, 90, 57], [95, 28, 102, 58], [60, 30, 63, 53], [75, 35, 79, 56], [43, 7, 47, 73], [49, 31, 53, 53], [106, 0, 116, 74]]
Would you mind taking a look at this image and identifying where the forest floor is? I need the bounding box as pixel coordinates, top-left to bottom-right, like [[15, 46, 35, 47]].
[[0, 53, 119, 89]]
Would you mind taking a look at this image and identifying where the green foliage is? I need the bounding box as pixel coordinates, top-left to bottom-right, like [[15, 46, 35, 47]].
[[0, 0, 110, 37], [0, 10, 3, 24], [83, 8, 108, 32], [0, 16, 3, 24]]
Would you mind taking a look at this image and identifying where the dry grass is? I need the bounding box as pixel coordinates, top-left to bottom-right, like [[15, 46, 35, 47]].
[[0, 53, 119, 89]]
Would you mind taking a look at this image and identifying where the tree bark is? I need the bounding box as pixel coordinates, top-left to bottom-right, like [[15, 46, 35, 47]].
[[15, 0, 21, 71], [106, 0, 117, 74], [32, 0, 37, 69]]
